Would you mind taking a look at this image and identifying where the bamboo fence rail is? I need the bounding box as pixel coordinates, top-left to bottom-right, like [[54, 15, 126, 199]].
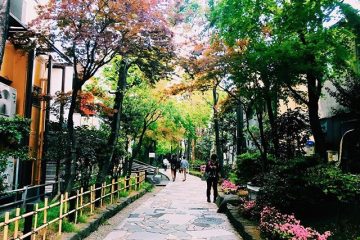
[[0, 171, 146, 240]]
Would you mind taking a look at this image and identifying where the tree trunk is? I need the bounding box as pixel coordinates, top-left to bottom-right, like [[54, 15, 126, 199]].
[[213, 86, 224, 176], [96, 60, 128, 186], [186, 137, 191, 161], [298, 32, 326, 159], [0, 0, 10, 70], [127, 121, 147, 176], [64, 80, 81, 193], [257, 109, 268, 169], [236, 103, 246, 155], [265, 94, 279, 157], [307, 74, 326, 159], [191, 139, 196, 161]]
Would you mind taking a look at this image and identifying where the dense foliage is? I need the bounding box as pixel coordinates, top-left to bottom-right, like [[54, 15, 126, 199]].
[[0, 116, 30, 192], [45, 123, 123, 188], [235, 152, 264, 184]]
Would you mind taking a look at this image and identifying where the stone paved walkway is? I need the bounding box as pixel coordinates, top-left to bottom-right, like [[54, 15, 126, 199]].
[[103, 171, 242, 240]]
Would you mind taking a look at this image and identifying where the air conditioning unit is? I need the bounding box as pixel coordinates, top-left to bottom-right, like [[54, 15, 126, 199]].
[[0, 82, 17, 118], [10, 0, 27, 24]]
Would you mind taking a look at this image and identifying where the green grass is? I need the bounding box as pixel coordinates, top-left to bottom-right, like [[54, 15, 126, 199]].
[[141, 182, 154, 192], [62, 220, 78, 232], [77, 214, 88, 223], [118, 191, 129, 197]]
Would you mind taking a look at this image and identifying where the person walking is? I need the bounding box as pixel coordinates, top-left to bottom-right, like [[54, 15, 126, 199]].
[[170, 154, 178, 181], [205, 154, 220, 203], [180, 157, 189, 181], [163, 156, 169, 172]]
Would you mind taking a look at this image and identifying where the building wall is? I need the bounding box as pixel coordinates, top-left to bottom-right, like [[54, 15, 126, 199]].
[[0, 40, 50, 186], [0, 42, 28, 116]]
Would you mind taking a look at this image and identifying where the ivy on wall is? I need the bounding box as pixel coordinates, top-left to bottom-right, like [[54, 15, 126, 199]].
[[0, 116, 30, 192]]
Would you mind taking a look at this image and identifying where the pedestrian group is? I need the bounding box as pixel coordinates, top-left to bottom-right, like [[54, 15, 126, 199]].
[[162, 153, 220, 203]]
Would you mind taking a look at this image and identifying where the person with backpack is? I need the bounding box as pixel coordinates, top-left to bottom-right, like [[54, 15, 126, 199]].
[[205, 154, 220, 203]]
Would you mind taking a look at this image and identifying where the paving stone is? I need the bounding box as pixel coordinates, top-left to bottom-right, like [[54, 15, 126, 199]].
[[103, 172, 242, 240], [126, 231, 168, 240], [187, 229, 236, 238]]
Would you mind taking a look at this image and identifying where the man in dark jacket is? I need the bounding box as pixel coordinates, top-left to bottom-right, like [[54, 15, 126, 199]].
[[205, 154, 220, 202]]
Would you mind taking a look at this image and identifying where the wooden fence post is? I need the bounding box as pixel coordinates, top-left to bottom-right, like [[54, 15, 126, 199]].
[[100, 182, 105, 207], [111, 179, 115, 204], [90, 185, 94, 214], [117, 178, 121, 199], [136, 172, 140, 190], [75, 190, 79, 224], [14, 208, 20, 239], [124, 178, 127, 192], [58, 194, 64, 236], [32, 203, 39, 240], [64, 192, 69, 215], [43, 198, 48, 240], [3, 212, 9, 240], [80, 187, 83, 216], [24, 203, 34, 240], [126, 176, 130, 192]]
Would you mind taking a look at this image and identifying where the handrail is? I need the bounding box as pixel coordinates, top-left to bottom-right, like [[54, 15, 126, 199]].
[[3, 180, 64, 195]]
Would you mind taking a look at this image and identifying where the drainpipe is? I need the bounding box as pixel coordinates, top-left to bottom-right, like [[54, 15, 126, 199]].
[[40, 55, 52, 196], [337, 129, 355, 167], [59, 66, 66, 126], [25, 49, 35, 118]]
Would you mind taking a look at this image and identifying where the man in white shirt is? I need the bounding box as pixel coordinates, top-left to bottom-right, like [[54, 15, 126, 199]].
[[180, 157, 189, 181], [163, 157, 169, 172]]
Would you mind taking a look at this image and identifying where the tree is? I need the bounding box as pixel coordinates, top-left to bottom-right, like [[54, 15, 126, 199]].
[[99, 19, 174, 182], [171, 39, 231, 175], [0, 0, 10, 69], [210, 0, 356, 159], [33, 0, 161, 192], [120, 82, 163, 175]]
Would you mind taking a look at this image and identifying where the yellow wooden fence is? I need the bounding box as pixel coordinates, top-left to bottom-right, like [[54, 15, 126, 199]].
[[0, 171, 146, 240]]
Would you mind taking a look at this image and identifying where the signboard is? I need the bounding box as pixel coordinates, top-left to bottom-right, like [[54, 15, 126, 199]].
[[149, 152, 155, 158]]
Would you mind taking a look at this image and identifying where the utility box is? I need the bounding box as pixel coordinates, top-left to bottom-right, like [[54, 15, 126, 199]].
[[0, 82, 17, 118]]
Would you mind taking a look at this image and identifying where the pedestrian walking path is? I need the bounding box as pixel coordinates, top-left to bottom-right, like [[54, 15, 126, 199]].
[[103, 171, 242, 240]]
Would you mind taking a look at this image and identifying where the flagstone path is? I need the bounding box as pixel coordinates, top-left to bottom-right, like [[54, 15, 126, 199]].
[[102, 170, 242, 240]]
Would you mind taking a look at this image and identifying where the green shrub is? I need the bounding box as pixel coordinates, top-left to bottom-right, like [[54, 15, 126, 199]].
[[235, 152, 263, 184], [0, 116, 30, 192], [190, 159, 207, 171], [256, 156, 321, 213], [141, 182, 154, 192], [305, 165, 360, 203], [228, 171, 238, 184]]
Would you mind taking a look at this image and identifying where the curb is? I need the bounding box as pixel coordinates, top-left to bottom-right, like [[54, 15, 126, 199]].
[[217, 193, 262, 240], [225, 204, 262, 240], [64, 189, 147, 240]]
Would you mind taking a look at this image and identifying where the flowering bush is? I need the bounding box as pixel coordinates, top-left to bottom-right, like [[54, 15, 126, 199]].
[[260, 206, 331, 240], [244, 200, 256, 211], [221, 180, 239, 194], [240, 200, 258, 220]]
